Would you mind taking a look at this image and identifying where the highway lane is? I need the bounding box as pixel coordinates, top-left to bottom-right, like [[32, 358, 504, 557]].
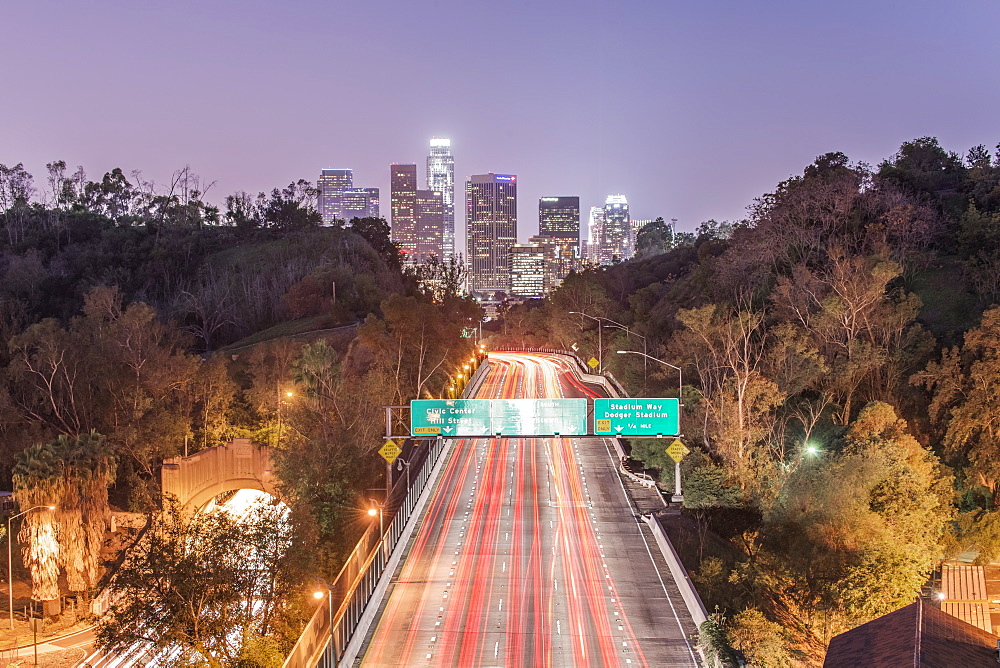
[[361, 351, 700, 667]]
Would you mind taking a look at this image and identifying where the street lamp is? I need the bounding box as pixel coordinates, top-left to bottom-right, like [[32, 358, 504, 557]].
[[602, 319, 648, 394], [396, 458, 411, 493], [8, 505, 55, 630], [276, 390, 294, 447], [313, 577, 337, 666], [368, 500, 384, 560], [616, 350, 684, 502], [568, 311, 603, 374]]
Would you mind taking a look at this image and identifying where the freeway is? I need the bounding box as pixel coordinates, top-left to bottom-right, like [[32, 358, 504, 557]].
[[360, 351, 701, 667]]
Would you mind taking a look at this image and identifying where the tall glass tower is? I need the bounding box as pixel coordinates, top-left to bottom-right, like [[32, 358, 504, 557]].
[[600, 194, 630, 265], [426, 138, 455, 261], [466, 173, 517, 297]]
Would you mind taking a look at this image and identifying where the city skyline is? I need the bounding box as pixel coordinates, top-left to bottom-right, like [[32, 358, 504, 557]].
[[5, 2, 996, 247]]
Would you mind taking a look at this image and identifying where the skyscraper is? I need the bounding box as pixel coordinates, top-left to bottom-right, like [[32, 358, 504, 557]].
[[415, 189, 445, 261], [318, 169, 353, 225], [390, 164, 418, 258], [600, 194, 630, 265], [466, 173, 517, 296], [317, 168, 379, 224], [528, 235, 569, 293], [587, 206, 605, 265], [427, 138, 455, 261], [510, 243, 546, 299], [538, 196, 580, 281]]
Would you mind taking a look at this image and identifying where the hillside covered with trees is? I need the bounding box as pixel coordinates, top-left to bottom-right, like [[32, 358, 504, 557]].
[[0, 162, 480, 663], [493, 137, 1000, 665]]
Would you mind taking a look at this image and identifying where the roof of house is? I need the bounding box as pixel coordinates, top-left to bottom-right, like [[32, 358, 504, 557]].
[[823, 599, 998, 668]]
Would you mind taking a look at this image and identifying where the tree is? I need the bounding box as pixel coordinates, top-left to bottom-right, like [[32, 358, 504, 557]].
[[727, 608, 790, 668], [54, 432, 116, 594], [356, 294, 466, 404], [96, 499, 293, 667], [683, 458, 741, 559], [633, 217, 674, 259], [11, 442, 62, 605], [348, 216, 401, 273], [916, 306, 1000, 503], [11, 430, 116, 611], [673, 303, 783, 486], [763, 402, 950, 636], [259, 180, 321, 231]]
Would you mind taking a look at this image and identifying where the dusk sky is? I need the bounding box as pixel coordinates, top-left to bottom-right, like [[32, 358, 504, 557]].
[[4, 0, 999, 244]]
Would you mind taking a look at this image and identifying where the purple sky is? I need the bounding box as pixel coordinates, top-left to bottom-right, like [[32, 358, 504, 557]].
[[4, 1, 999, 245]]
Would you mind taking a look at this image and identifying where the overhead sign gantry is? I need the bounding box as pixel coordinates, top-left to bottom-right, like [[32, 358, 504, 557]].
[[406, 398, 678, 438]]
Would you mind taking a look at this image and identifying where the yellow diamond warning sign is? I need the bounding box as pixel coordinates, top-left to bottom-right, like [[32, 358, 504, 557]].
[[666, 438, 690, 463], [379, 440, 402, 464], [587, 357, 600, 369]]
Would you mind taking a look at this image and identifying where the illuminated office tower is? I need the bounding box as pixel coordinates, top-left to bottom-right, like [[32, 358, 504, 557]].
[[390, 164, 418, 258], [538, 196, 580, 280], [415, 189, 445, 261], [318, 169, 353, 225], [587, 206, 605, 264], [318, 168, 379, 224], [466, 173, 517, 296], [510, 244, 546, 299], [338, 187, 379, 221], [427, 138, 455, 260], [528, 235, 568, 293], [600, 194, 630, 265]]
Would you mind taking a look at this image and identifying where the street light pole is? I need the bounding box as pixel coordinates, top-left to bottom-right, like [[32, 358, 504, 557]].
[[568, 311, 603, 374], [8, 505, 55, 630], [313, 578, 338, 667], [602, 318, 647, 394], [396, 458, 411, 494], [617, 350, 684, 502]]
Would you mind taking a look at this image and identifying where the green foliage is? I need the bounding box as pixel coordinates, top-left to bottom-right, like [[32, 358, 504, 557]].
[[13, 430, 116, 598], [633, 217, 675, 259], [97, 499, 293, 667], [728, 608, 791, 668], [698, 613, 739, 667]]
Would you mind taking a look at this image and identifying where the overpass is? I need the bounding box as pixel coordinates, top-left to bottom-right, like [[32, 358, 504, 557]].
[[160, 438, 279, 510]]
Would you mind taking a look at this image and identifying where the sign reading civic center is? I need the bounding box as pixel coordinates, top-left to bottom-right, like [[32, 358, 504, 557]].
[[411, 399, 492, 437], [593, 398, 680, 437]]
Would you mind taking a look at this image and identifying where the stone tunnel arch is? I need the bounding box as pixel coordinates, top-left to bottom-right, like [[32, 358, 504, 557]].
[[161, 438, 281, 510]]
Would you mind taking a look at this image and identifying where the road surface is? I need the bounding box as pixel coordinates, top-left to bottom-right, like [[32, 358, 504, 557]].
[[360, 351, 700, 667]]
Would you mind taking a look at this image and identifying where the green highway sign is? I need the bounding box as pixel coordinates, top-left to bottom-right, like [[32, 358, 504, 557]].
[[594, 398, 680, 437], [490, 399, 588, 436], [411, 399, 492, 436], [411, 398, 588, 437]]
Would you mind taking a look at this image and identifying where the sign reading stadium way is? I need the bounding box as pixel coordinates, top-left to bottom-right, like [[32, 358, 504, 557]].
[[593, 398, 680, 437], [411, 399, 588, 437]]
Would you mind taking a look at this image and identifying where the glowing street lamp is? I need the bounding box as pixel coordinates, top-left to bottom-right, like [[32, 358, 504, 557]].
[[313, 577, 337, 665], [8, 505, 56, 630], [368, 500, 385, 561]]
